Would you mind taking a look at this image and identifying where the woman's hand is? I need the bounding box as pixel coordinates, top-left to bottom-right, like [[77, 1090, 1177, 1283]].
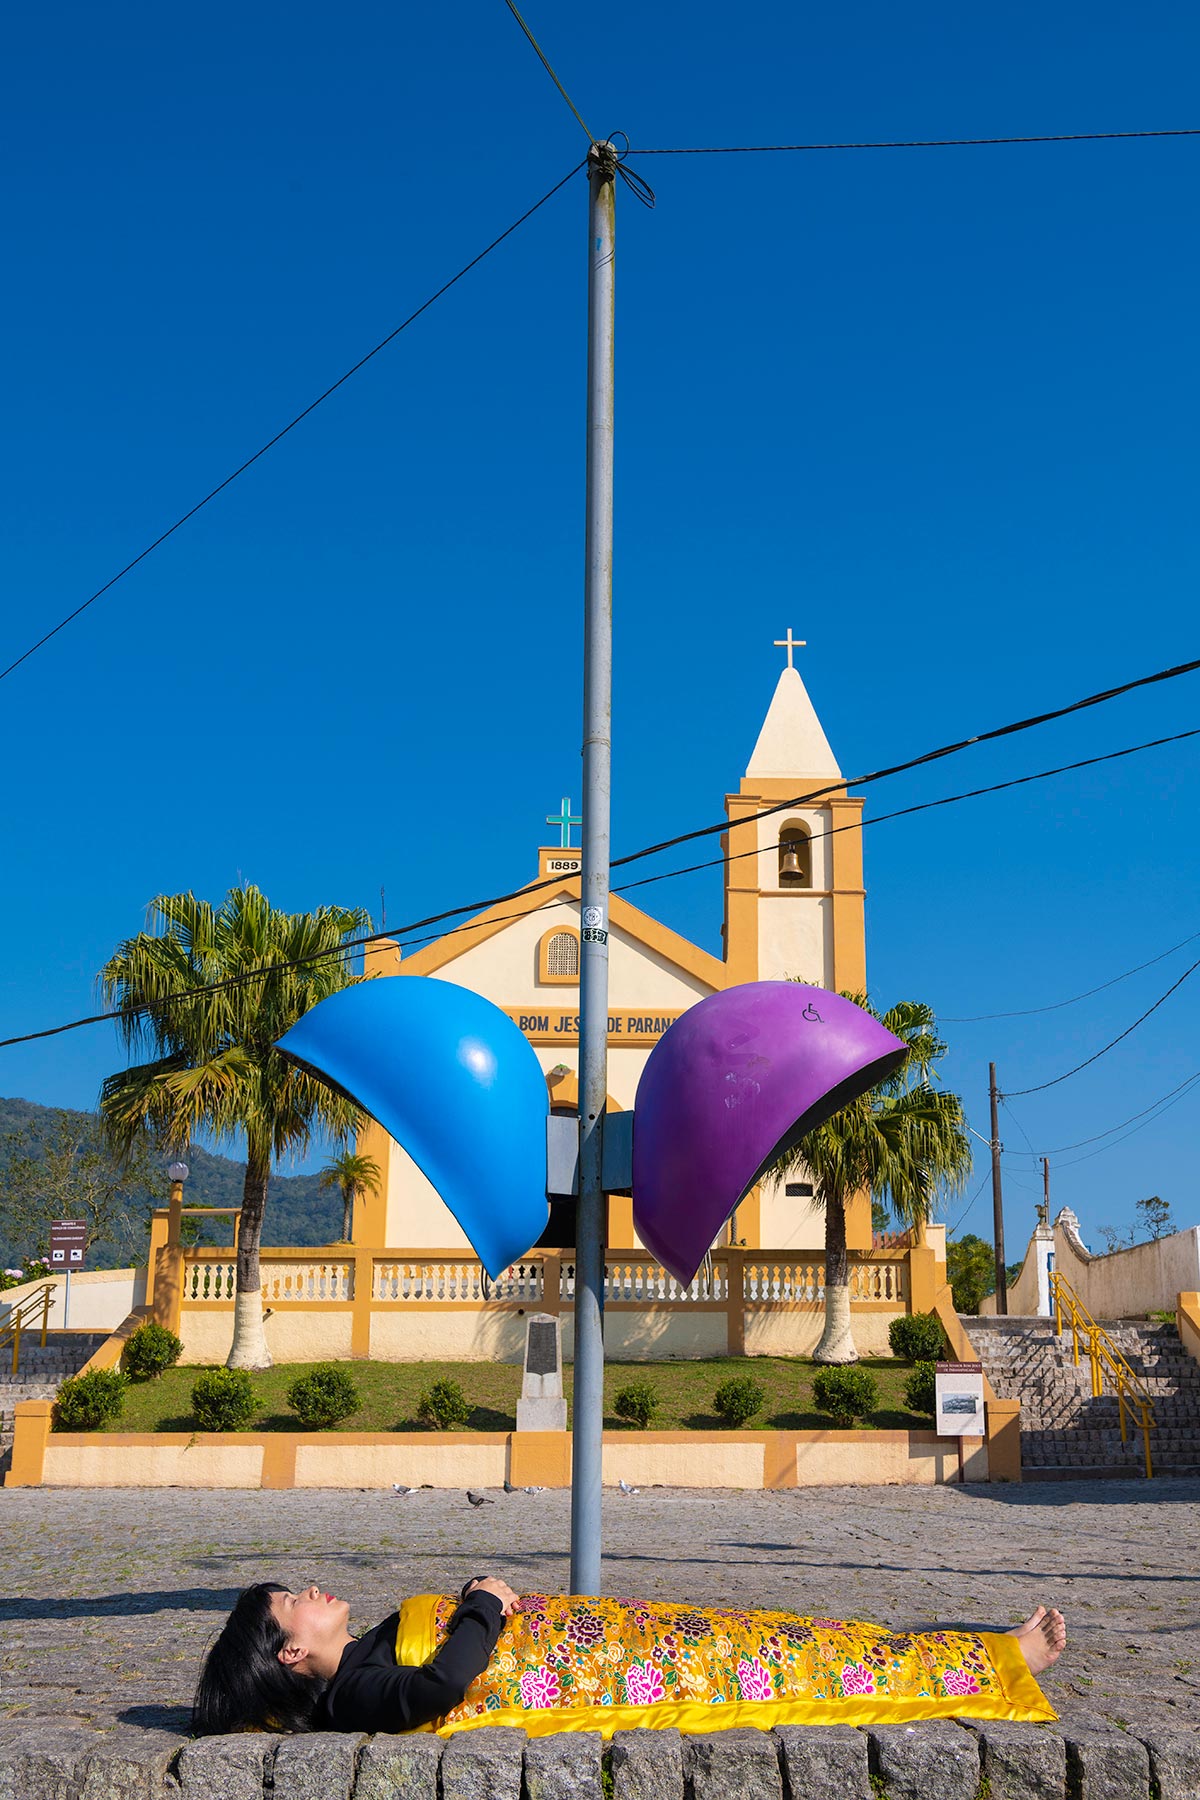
[[464, 1577, 520, 1617]]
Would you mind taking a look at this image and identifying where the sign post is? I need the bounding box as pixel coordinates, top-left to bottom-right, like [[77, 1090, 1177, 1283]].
[[49, 1220, 87, 1327], [934, 1360, 986, 1483]]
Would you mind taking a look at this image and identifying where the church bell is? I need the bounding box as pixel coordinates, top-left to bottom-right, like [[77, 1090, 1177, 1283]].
[[780, 843, 804, 879]]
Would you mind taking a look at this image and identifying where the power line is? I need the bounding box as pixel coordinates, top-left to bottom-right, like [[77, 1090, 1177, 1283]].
[[1029, 1072, 1200, 1157], [1004, 954, 1200, 1097], [0, 160, 586, 689], [614, 724, 1200, 900], [608, 655, 1200, 869], [942, 925, 1200, 1021], [1, 658, 1198, 1052], [1043, 1076, 1200, 1169], [629, 127, 1200, 155], [501, 0, 594, 142], [946, 1172, 992, 1239]]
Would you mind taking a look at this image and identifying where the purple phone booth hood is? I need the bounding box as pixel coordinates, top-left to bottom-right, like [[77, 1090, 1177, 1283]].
[[631, 983, 907, 1284]]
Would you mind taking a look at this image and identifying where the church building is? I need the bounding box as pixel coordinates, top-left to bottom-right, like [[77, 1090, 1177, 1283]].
[[353, 641, 872, 1258]]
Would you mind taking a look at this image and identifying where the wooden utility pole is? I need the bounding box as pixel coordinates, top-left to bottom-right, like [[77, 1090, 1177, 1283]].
[[1042, 1156, 1051, 1222], [989, 1063, 1008, 1314]]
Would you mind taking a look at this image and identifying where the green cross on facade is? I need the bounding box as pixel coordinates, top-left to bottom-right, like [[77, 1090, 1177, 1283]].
[[546, 796, 583, 849]]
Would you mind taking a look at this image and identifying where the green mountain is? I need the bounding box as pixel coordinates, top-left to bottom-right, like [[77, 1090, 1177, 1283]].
[[0, 1095, 342, 1265]]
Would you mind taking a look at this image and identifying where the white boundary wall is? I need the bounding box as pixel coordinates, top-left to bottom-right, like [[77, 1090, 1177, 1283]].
[[1050, 1210, 1199, 1317], [0, 1267, 146, 1331]]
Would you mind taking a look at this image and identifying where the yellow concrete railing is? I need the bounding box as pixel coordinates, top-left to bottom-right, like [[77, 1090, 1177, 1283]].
[[1050, 1270, 1157, 1478], [0, 1282, 53, 1374], [178, 1246, 910, 1312]]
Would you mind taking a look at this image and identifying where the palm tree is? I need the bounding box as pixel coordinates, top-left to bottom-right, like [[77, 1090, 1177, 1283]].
[[319, 1148, 381, 1243], [766, 997, 972, 1365], [99, 886, 370, 1370]]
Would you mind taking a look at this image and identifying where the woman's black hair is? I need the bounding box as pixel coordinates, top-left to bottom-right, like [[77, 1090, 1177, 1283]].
[[193, 1584, 329, 1735]]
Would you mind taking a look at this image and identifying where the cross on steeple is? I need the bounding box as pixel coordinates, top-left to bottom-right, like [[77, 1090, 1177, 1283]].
[[773, 628, 806, 670], [546, 796, 582, 849]]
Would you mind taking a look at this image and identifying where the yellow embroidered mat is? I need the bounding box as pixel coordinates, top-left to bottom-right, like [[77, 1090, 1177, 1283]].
[[397, 1593, 1056, 1738]]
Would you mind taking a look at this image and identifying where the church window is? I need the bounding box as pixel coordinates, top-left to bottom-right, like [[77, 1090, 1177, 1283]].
[[538, 927, 581, 985], [778, 825, 812, 888]]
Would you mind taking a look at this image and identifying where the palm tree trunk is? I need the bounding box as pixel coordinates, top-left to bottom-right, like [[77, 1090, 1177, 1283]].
[[341, 1181, 353, 1243], [815, 1189, 858, 1364], [228, 1140, 272, 1370]]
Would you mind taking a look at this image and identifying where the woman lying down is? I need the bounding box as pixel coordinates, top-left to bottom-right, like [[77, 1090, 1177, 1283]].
[[194, 1575, 1066, 1738]]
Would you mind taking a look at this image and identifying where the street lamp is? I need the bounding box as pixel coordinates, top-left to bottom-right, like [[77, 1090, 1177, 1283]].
[[167, 1161, 189, 1249]]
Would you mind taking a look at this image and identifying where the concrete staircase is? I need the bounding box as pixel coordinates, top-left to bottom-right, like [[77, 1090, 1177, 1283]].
[[963, 1315, 1200, 1476], [0, 1330, 108, 1458]]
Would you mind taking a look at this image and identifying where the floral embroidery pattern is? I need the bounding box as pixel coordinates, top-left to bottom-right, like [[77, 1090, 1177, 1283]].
[[424, 1596, 1015, 1728], [623, 1659, 667, 1705], [736, 1657, 775, 1702], [518, 1666, 561, 1708]]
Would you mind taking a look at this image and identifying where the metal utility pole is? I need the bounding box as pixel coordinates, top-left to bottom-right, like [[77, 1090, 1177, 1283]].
[[989, 1063, 1008, 1315], [570, 140, 617, 1597], [1042, 1156, 1051, 1222]]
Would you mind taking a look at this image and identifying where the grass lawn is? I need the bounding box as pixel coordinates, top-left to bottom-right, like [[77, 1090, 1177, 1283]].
[[110, 1356, 932, 1434]]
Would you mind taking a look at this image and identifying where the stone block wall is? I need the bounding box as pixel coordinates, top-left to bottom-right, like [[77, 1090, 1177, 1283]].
[[2, 1718, 1199, 1800]]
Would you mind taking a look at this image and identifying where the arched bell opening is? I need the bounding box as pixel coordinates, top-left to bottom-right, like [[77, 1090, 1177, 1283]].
[[778, 823, 812, 888]]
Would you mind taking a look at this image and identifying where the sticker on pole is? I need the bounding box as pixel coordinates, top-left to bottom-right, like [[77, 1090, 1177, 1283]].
[[934, 1361, 985, 1437]]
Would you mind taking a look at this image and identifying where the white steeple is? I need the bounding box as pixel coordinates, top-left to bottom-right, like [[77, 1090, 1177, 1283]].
[[745, 664, 841, 781]]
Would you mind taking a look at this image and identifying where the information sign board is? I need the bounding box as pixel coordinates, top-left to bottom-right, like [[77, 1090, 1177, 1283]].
[[49, 1220, 88, 1271], [934, 1360, 985, 1438]]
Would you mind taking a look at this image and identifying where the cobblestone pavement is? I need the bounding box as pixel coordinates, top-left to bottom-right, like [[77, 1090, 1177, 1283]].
[[1, 1478, 1197, 1742]]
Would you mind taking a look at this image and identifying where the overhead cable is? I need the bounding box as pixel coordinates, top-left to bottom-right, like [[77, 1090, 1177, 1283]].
[[0, 663, 1198, 1051], [1004, 955, 1200, 1097], [1027, 1072, 1200, 1157], [501, 1, 594, 141], [0, 160, 585, 688], [942, 924, 1200, 1021], [629, 127, 1200, 155]]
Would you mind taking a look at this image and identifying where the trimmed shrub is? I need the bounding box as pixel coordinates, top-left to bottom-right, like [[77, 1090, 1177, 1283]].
[[903, 1359, 937, 1418], [52, 1367, 128, 1431], [287, 1364, 361, 1430], [191, 1367, 256, 1432], [416, 1378, 470, 1431], [712, 1375, 764, 1428], [888, 1311, 946, 1363], [812, 1365, 878, 1428], [122, 1321, 183, 1381], [613, 1379, 659, 1430]]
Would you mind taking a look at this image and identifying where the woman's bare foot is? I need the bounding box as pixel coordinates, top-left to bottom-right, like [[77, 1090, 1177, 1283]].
[[1008, 1604, 1067, 1676]]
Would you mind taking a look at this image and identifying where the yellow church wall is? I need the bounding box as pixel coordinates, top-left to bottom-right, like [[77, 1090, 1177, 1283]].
[[755, 1174, 826, 1250], [434, 901, 714, 1010], [756, 894, 831, 986]]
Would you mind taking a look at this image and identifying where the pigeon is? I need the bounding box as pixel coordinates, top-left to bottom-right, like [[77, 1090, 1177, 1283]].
[[503, 1480, 517, 1494], [467, 1490, 494, 1507], [523, 1485, 545, 1494], [617, 1479, 640, 1496], [392, 1484, 417, 1497]]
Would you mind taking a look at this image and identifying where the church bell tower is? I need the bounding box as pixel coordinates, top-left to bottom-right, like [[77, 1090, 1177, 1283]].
[[722, 633, 871, 1251]]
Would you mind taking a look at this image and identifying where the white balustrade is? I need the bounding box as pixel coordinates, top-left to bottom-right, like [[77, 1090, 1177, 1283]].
[[180, 1249, 907, 1311], [182, 1259, 237, 1302]]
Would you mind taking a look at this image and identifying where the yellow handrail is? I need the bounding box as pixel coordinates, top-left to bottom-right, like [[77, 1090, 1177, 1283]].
[[1049, 1270, 1157, 1478], [0, 1282, 55, 1376]]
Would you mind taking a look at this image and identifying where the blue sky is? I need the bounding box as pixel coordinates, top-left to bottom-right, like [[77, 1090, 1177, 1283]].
[[3, 1, 1198, 1260]]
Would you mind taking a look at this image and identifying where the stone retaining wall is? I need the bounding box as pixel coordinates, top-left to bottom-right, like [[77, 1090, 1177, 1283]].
[[3, 1718, 1198, 1800]]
